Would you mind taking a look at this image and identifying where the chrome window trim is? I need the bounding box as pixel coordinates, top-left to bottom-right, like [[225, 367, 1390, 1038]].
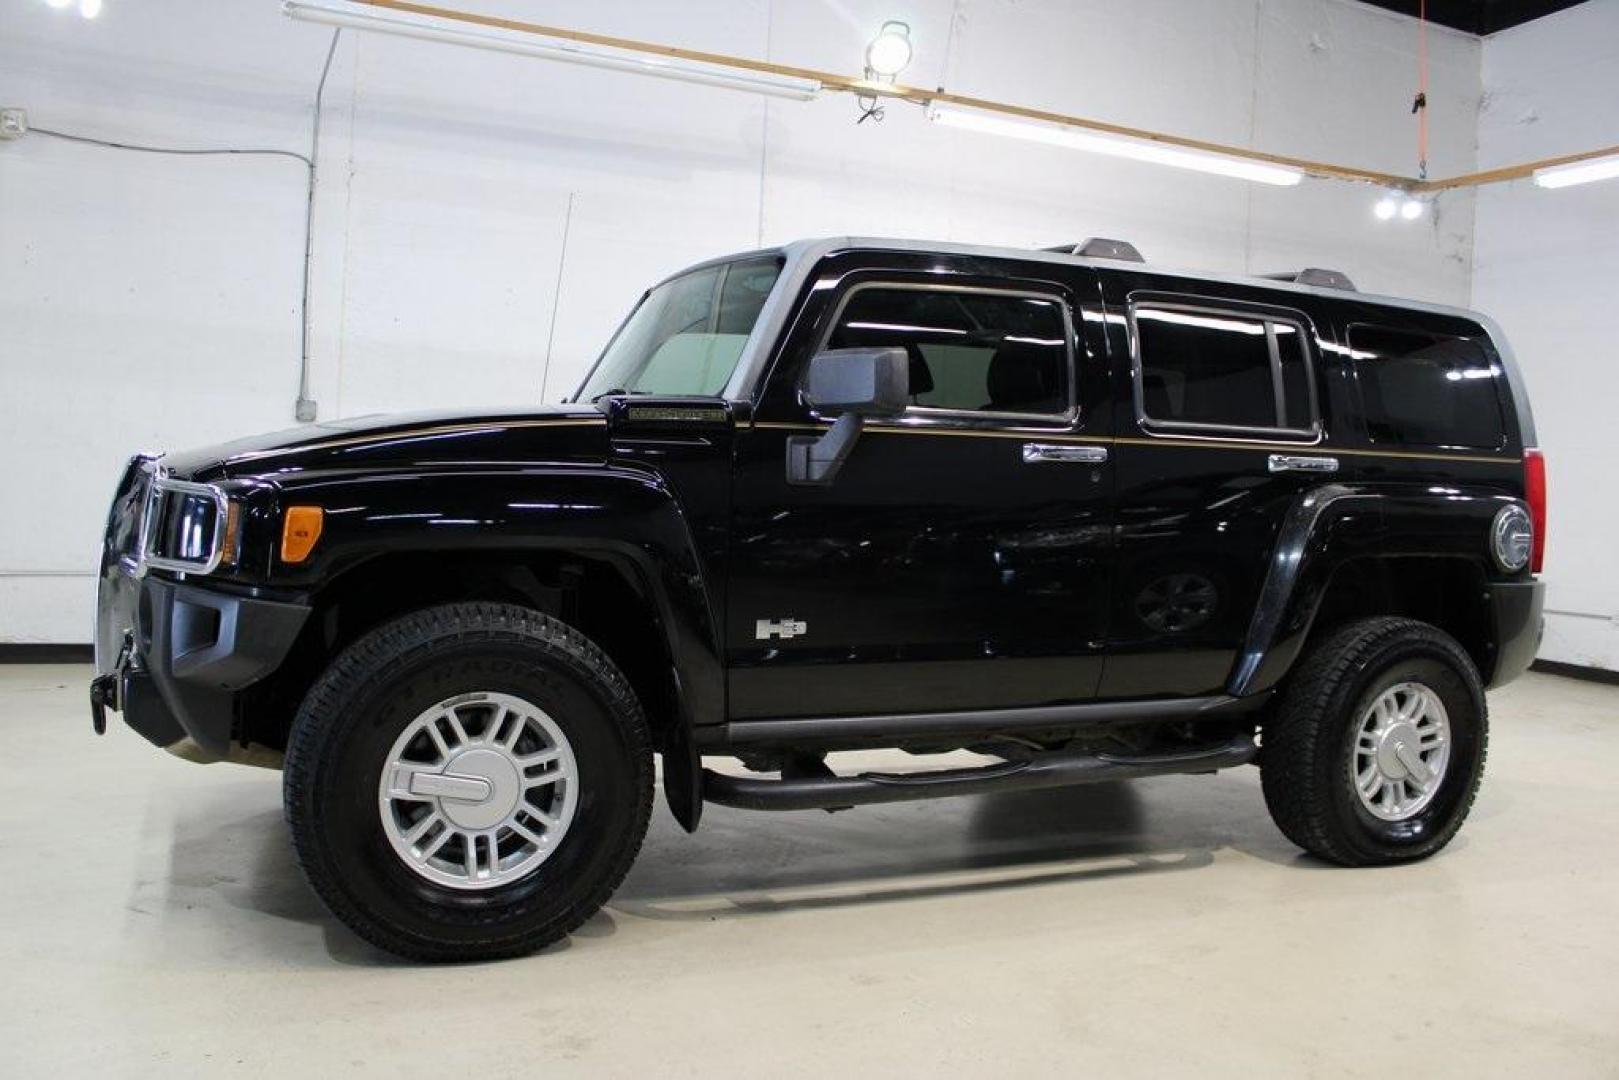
[[809, 279, 1080, 427], [580, 236, 1525, 436], [1126, 296, 1324, 446]]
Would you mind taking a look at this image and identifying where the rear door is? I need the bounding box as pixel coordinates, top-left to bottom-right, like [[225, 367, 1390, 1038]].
[[1095, 272, 1340, 698], [726, 251, 1115, 720]]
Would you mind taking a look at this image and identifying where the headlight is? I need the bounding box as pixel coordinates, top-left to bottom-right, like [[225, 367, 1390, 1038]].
[[141, 476, 239, 574], [1490, 503, 1533, 573]]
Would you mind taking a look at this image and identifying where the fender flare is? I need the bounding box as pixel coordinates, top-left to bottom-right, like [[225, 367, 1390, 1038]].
[[1228, 483, 1517, 697], [274, 464, 719, 830]]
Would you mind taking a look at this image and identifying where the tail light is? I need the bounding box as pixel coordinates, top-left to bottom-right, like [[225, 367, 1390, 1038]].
[[1524, 447, 1546, 574]]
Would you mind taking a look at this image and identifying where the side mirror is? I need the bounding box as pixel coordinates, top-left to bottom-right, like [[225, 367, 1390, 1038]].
[[788, 347, 910, 486], [802, 347, 909, 417]]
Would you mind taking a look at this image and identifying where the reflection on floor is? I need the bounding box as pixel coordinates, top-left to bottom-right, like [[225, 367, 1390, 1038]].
[[2, 665, 1616, 1075]]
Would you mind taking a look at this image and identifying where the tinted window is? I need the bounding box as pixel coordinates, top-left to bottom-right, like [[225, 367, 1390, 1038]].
[[1275, 324, 1314, 429], [1349, 326, 1504, 449], [828, 288, 1070, 415], [1134, 305, 1315, 432]]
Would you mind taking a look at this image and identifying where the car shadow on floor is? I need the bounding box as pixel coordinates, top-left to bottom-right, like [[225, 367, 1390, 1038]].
[[614, 774, 1306, 919], [160, 792, 613, 967], [160, 771, 1303, 964]]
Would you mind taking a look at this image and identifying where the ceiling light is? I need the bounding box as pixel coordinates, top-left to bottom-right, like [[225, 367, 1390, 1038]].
[[79, 0, 101, 16], [44, 0, 73, 8], [865, 21, 912, 79], [1373, 197, 1397, 220], [282, 0, 822, 101], [1533, 153, 1619, 189], [928, 106, 1304, 187], [1400, 198, 1424, 220]]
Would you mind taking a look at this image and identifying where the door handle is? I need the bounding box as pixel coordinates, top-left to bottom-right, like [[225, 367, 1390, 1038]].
[[1268, 453, 1339, 474], [1023, 443, 1109, 465]]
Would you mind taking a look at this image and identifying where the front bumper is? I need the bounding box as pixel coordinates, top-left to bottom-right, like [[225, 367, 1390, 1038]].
[[1486, 577, 1544, 689], [92, 575, 309, 761]]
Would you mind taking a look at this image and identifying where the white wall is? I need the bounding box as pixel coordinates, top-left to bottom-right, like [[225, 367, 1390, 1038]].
[[1473, 2, 1619, 672], [1, 0, 1483, 642]]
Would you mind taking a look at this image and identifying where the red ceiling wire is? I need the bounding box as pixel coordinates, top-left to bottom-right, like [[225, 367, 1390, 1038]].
[[1415, 0, 1430, 179]]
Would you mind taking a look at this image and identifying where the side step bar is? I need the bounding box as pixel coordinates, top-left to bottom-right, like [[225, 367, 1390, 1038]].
[[701, 734, 1259, 812], [708, 693, 1267, 750]]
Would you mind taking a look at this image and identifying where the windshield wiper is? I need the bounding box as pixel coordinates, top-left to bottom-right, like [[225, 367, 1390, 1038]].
[[589, 388, 652, 403]]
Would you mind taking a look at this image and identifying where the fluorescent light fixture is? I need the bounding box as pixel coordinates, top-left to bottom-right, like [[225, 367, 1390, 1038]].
[[1373, 196, 1397, 220], [282, 0, 823, 101], [44, 0, 73, 8], [1533, 153, 1619, 190], [79, 0, 101, 17], [1400, 198, 1424, 220], [927, 105, 1303, 187]]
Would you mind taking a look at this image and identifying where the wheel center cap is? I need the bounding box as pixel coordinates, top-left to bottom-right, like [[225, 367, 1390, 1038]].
[[1374, 721, 1422, 781], [434, 748, 521, 830]]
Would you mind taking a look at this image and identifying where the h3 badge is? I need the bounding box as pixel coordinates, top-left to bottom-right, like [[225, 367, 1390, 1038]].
[[755, 618, 808, 641]]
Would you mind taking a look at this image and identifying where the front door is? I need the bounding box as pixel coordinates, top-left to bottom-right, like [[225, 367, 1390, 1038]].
[[725, 254, 1114, 720]]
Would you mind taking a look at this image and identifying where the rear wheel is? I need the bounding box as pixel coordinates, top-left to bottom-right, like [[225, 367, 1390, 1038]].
[[284, 602, 652, 961], [1260, 617, 1487, 865]]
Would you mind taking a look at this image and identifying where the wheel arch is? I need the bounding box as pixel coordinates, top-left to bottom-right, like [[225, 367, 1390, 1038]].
[[237, 467, 719, 830], [1230, 483, 1517, 697]]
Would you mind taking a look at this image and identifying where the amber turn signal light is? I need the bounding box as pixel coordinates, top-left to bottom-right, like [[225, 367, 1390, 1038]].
[[281, 506, 324, 563]]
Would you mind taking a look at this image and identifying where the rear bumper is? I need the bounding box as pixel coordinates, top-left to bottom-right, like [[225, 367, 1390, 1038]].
[[1487, 577, 1544, 689], [92, 575, 308, 760]]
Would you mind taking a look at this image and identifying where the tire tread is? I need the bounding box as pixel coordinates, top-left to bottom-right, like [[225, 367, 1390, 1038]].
[[1260, 616, 1488, 866], [283, 602, 653, 962]]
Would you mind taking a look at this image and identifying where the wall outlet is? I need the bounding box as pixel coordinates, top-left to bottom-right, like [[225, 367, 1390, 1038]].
[[0, 108, 26, 141]]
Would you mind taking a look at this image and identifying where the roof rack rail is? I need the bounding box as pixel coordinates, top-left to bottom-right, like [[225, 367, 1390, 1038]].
[[1261, 268, 1357, 291], [1044, 238, 1144, 263]]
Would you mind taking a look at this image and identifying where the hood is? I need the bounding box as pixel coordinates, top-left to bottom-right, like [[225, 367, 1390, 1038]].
[[162, 404, 609, 482]]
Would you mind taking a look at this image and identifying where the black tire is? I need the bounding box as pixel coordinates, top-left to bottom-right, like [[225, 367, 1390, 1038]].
[[1260, 616, 1488, 866], [283, 602, 653, 962]]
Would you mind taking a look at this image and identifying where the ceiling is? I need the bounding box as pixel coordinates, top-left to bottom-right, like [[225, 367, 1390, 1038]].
[[1354, 0, 1588, 34]]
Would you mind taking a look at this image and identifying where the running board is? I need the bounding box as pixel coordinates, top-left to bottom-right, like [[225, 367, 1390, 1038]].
[[706, 693, 1268, 750], [701, 734, 1259, 812]]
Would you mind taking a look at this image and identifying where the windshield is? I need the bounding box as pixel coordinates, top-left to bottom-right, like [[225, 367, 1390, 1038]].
[[577, 255, 783, 401]]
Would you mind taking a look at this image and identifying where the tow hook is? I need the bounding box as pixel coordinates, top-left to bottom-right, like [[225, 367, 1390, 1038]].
[[89, 633, 131, 736], [88, 675, 116, 735]]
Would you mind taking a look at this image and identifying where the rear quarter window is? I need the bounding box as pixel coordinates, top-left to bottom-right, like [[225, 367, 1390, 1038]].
[[1347, 324, 1506, 450]]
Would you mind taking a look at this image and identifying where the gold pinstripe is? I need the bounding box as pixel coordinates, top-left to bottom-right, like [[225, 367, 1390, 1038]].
[[750, 421, 1513, 465]]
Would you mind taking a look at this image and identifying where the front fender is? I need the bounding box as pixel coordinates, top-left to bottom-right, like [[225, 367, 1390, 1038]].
[[264, 463, 725, 732]]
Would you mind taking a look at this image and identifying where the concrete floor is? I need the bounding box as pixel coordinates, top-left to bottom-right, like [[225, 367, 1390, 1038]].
[[2, 665, 1616, 1077]]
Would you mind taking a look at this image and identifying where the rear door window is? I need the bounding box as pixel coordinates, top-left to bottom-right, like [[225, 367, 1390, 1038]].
[[1347, 325, 1505, 449], [1131, 302, 1317, 436]]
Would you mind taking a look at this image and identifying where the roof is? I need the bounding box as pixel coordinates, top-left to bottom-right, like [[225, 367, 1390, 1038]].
[[770, 236, 1492, 325]]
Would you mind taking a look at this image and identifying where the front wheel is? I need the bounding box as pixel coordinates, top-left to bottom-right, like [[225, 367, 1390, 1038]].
[[1260, 617, 1488, 866], [283, 603, 653, 961]]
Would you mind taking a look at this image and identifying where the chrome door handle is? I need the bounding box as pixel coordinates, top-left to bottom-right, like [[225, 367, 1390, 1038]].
[[1023, 443, 1108, 464], [1268, 453, 1339, 474]]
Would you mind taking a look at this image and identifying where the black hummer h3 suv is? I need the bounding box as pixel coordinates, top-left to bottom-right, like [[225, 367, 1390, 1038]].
[[91, 237, 1545, 961]]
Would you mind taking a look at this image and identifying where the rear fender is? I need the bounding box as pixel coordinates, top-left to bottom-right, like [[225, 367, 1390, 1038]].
[[1229, 483, 1520, 696]]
